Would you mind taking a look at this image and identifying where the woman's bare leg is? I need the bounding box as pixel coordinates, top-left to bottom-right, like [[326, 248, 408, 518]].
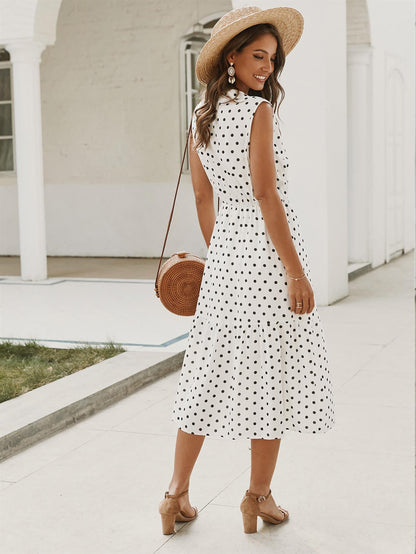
[[249, 438, 281, 494], [167, 428, 205, 516], [248, 438, 287, 519]]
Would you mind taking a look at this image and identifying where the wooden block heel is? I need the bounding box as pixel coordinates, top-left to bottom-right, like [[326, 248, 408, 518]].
[[158, 489, 198, 535], [242, 512, 257, 533], [160, 512, 176, 535]]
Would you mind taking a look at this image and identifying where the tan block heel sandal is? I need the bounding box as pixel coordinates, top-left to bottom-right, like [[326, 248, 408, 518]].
[[158, 489, 198, 535], [240, 489, 289, 534]]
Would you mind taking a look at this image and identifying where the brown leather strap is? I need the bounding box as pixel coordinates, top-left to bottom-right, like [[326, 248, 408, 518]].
[[245, 489, 272, 502], [154, 115, 220, 296], [164, 489, 189, 499]]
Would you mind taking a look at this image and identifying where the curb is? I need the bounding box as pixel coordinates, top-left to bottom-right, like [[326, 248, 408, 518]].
[[0, 350, 184, 462]]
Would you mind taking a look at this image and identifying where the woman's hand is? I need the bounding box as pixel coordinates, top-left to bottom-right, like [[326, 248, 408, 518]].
[[287, 275, 315, 314]]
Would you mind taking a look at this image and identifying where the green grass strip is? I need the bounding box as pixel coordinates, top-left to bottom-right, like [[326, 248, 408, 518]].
[[0, 340, 126, 403]]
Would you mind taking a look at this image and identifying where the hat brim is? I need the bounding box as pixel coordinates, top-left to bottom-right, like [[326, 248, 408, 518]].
[[195, 7, 304, 85]]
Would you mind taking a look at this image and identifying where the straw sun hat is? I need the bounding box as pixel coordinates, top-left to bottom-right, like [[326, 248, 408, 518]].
[[195, 6, 304, 85]]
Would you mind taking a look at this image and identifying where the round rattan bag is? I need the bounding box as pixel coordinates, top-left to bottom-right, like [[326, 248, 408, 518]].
[[155, 251, 205, 316], [154, 117, 218, 317]]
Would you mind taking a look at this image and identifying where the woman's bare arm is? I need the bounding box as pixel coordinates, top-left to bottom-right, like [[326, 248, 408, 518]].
[[248, 102, 304, 276], [189, 132, 216, 248], [249, 101, 315, 314]]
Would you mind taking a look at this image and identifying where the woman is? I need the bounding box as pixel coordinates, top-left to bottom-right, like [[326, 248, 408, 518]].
[[159, 6, 335, 535]]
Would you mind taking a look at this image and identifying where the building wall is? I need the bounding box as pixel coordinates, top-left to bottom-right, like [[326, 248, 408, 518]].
[[366, 0, 415, 267], [0, 0, 414, 304], [0, 0, 231, 257]]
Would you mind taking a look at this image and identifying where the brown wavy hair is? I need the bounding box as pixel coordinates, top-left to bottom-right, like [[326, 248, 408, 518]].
[[193, 23, 286, 151]]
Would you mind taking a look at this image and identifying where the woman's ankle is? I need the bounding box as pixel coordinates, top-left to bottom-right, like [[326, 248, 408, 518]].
[[248, 484, 271, 496], [168, 480, 190, 495]]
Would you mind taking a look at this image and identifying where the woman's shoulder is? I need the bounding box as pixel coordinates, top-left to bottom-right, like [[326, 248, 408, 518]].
[[192, 92, 269, 113], [247, 95, 272, 112], [236, 95, 273, 121], [248, 93, 271, 103], [249, 98, 282, 136]]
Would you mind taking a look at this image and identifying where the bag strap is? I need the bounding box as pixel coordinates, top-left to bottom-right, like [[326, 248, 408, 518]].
[[154, 115, 220, 296]]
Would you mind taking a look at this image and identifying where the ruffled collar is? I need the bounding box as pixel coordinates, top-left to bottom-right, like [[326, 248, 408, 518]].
[[217, 87, 248, 104]]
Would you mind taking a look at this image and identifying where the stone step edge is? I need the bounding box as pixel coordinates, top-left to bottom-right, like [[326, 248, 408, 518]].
[[0, 350, 184, 463]]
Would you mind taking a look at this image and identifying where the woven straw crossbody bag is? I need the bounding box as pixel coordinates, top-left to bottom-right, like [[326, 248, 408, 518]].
[[154, 118, 219, 317]]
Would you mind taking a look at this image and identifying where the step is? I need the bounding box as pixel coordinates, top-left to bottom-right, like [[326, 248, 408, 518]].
[[0, 350, 184, 462], [348, 261, 372, 281]]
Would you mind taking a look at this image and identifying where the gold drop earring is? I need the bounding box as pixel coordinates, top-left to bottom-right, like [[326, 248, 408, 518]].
[[227, 61, 236, 84]]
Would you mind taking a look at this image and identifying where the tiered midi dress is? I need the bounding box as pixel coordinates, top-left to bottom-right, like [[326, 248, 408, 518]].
[[171, 87, 335, 440]]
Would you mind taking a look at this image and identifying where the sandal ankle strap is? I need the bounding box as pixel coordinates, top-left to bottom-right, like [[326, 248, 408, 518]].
[[164, 489, 189, 499], [245, 488, 271, 502]]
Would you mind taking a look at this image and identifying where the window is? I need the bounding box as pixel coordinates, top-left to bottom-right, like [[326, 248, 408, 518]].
[[0, 48, 14, 173], [180, 14, 225, 171]]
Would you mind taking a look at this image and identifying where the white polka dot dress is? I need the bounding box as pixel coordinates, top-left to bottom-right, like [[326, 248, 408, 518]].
[[171, 87, 335, 439]]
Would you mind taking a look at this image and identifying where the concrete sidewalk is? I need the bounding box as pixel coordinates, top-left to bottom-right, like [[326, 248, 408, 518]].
[[0, 274, 191, 351], [0, 252, 414, 553]]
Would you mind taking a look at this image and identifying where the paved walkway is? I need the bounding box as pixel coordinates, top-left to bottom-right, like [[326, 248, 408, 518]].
[[0, 252, 414, 553], [0, 270, 190, 352], [0, 256, 163, 279]]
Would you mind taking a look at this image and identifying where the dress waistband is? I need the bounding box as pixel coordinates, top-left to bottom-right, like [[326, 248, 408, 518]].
[[219, 199, 260, 210]]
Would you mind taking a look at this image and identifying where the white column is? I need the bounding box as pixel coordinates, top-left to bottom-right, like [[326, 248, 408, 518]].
[[347, 46, 372, 263], [5, 40, 48, 281]]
